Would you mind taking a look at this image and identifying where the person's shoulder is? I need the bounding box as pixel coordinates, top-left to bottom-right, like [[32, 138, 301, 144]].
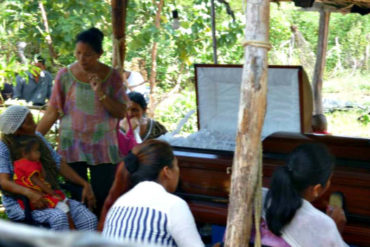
[[43, 70, 53, 78], [165, 190, 188, 208], [293, 200, 337, 229], [56, 67, 68, 75], [109, 68, 123, 80], [35, 131, 49, 144], [0, 141, 10, 153]]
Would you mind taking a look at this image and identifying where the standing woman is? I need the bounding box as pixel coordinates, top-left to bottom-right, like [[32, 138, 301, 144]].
[[37, 27, 127, 216]]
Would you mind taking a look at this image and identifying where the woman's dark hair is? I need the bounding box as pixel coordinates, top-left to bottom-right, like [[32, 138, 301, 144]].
[[128, 92, 147, 111], [264, 142, 334, 236], [75, 27, 104, 54], [124, 140, 174, 187]]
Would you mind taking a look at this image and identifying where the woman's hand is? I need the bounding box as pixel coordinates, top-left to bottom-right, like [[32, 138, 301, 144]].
[[81, 182, 96, 211], [27, 190, 49, 209], [88, 73, 102, 92], [326, 205, 347, 233], [121, 117, 140, 132]]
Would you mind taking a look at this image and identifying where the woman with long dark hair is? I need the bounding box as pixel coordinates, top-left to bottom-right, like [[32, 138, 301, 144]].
[[264, 143, 347, 246], [102, 140, 204, 247]]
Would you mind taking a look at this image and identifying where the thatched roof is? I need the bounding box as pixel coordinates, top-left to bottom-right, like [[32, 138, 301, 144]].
[[293, 0, 370, 14]]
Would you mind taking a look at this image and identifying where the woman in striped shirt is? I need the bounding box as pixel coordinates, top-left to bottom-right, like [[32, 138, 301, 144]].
[[102, 140, 204, 247]]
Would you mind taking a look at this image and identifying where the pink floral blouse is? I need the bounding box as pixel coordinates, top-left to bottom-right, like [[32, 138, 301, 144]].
[[49, 66, 126, 165]]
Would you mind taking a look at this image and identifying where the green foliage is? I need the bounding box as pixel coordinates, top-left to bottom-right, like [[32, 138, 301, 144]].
[[326, 108, 370, 138], [155, 89, 197, 134], [0, 0, 368, 139]]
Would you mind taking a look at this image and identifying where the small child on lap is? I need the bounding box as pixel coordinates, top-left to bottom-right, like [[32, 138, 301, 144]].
[[13, 136, 75, 229]]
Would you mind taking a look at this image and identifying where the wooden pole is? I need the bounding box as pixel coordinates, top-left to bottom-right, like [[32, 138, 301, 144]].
[[224, 0, 270, 246], [38, 1, 58, 65], [111, 0, 128, 74], [312, 10, 330, 115], [148, 0, 164, 117], [211, 0, 218, 64]]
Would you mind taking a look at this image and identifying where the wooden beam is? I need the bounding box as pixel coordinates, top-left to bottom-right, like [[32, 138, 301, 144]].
[[211, 0, 218, 64], [312, 10, 330, 114], [111, 0, 128, 73], [224, 0, 270, 245]]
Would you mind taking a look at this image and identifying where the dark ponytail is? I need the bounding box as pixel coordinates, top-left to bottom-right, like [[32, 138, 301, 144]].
[[264, 143, 334, 236], [124, 139, 174, 187]]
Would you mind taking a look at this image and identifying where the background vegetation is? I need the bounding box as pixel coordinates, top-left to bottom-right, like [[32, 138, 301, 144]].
[[0, 0, 369, 138]]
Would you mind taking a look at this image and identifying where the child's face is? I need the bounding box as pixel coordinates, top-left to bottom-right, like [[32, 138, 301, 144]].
[[26, 144, 41, 162]]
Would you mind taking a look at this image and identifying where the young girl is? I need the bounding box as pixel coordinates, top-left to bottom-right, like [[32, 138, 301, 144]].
[[13, 136, 75, 229], [264, 143, 348, 247]]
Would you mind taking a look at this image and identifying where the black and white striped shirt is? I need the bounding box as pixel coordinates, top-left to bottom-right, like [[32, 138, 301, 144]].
[[103, 181, 204, 247]]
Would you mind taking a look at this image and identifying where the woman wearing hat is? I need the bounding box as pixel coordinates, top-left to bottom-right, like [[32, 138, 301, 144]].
[[0, 105, 97, 230]]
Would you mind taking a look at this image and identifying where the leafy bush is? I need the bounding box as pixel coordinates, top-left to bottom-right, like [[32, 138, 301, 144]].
[[155, 89, 198, 134]]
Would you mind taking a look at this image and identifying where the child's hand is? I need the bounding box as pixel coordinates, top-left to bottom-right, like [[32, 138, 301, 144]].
[[27, 190, 48, 209]]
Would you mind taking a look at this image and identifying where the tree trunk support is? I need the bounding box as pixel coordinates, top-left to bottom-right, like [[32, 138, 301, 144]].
[[111, 0, 129, 76], [148, 0, 164, 117], [211, 0, 218, 64], [312, 10, 330, 115], [38, 1, 58, 65], [224, 0, 270, 246]]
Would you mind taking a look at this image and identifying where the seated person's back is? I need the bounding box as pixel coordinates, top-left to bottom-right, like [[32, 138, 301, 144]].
[[102, 140, 204, 247], [263, 143, 347, 247], [13, 55, 53, 106]]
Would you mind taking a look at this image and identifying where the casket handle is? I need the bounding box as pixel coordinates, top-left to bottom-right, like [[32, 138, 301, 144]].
[[226, 166, 232, 175]]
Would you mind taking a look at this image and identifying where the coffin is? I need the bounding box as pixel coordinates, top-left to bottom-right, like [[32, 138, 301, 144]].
[[170, 65, 370, 246]]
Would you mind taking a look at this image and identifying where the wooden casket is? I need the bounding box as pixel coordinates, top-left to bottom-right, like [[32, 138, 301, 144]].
[[169, 65, 370, 246]]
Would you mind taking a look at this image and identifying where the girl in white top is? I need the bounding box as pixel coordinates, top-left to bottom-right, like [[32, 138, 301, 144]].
[[102, 140, 204, 247], [263, 143, 348, 247]]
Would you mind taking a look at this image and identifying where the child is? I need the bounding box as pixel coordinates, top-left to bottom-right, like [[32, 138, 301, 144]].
[[312, 114, 330, 134], [13, 136, 75, 229]]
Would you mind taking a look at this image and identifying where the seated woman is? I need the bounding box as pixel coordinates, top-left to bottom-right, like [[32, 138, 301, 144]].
[[263, 143, 347, 247], [120, 92, 167, 142], [0, 105, 97, 230], [102, 140, 204, 247]]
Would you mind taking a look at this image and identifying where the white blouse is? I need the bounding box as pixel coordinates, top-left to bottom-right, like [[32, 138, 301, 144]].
[[103, 181, 204, 247]]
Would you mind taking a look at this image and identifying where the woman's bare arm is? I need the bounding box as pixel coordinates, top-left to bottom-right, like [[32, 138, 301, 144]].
[[36, 105, 59, 135], [30, 173, 61, 200]]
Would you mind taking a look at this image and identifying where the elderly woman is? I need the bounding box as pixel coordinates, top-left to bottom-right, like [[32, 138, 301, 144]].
[[120, 92, 166, 143], [37, 27, 127, 216], [0, 105, 97, 230]]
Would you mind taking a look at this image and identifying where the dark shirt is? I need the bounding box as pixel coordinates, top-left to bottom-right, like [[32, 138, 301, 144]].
[[13, 71, 53, 105]]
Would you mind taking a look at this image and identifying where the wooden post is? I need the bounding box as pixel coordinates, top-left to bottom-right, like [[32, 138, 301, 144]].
[[211, 0, 218, 64], [111, 0, 129, 74], [38, 1, 58, 65], [224, 0, 270, 246], [312, 10, 330, 115], [148, 0, 164, 117]]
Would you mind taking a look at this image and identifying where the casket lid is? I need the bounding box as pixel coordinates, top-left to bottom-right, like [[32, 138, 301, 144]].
[[194, 64, 313, 140]]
